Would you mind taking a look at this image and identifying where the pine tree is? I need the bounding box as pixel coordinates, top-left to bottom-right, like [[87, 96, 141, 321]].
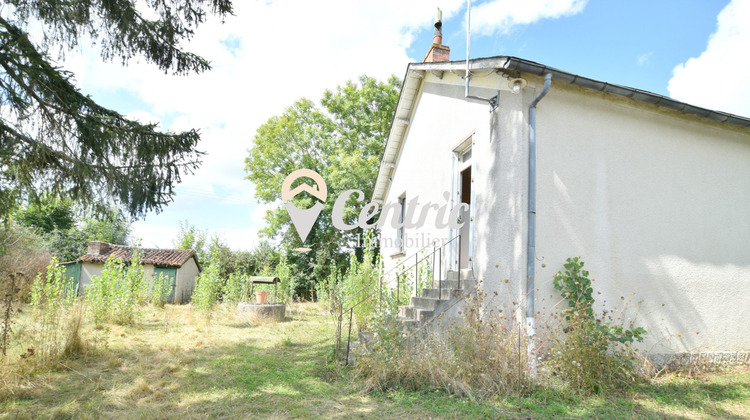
[[0, 0, 234, 219]]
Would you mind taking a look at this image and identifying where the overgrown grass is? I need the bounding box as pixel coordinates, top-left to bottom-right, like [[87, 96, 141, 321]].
[[0, 301, 748, 419]]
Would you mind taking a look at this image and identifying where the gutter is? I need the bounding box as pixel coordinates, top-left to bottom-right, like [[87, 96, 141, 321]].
[[526, 72, 552, 376]]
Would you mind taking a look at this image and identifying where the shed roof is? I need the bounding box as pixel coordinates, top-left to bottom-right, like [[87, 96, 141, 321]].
[[76, 242, 201, 270]]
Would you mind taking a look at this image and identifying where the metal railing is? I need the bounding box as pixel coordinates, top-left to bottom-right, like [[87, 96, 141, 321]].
[[336, 234, 462, 365]]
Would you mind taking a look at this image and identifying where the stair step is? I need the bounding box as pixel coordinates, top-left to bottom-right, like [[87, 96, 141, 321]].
[[401, 319, 421, 331], [411, 296, 440, 310], [398, 305, 415, 319], [415, 309, 434, 321], [421, 287, 456, 299]]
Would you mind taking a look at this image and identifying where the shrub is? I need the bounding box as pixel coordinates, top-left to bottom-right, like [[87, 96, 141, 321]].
[[27, 257, 79, 366], [126, 250, 149, 305], [192, 262, 222, 315], [355, 290, 530, 399], [274, 258, 295, 304], [549, 257, 647, 393], [150, 273, 172, 307], [223, 272, 248, 303], [87, 256, 138, 325], [341, 249, 379, 331]]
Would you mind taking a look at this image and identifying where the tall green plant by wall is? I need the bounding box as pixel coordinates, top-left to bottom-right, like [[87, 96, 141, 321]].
[[29, 257, 76, 365], [126, 250, 148, 305], [192, 262, 222, 314], [275, 257, 295, 304], [150, 273, 172, 307], [87, 256, 137, 325], [343, 248, 378, 331], [551, 257, 647, 393]]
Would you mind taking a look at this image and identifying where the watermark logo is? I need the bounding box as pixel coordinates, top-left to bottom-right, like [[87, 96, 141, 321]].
[[281, 168, 468, 251], [281, 169, 327, 245]]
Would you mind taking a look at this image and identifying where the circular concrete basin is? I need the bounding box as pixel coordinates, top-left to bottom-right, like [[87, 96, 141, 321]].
[[237, 302, 286, 322]]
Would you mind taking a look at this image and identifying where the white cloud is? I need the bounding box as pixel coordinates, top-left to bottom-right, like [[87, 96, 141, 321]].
[[470, 0, 588, 35], [57, 0, 585, 250], [131, 222, 179, 249], [668, 0, 750, 117], [637, 52, 653, 67]]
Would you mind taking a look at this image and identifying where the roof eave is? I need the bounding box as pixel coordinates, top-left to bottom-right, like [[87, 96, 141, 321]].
[[372, 56, 750, 202]]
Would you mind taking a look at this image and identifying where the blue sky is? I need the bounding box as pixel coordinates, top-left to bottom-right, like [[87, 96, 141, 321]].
[[55, 0, 748, 250]]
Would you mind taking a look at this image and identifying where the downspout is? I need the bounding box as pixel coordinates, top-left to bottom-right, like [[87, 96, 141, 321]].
[[527, 72, 552, 376]]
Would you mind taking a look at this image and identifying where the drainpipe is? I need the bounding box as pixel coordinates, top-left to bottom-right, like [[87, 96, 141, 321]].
[[527, 73, 552, 377]]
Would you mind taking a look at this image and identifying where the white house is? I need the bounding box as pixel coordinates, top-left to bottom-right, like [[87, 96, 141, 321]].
[[64, 241, 201, 304], [374, 32, 750, 358]]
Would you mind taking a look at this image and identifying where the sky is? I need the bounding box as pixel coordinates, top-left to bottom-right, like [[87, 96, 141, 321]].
[[54, 0, 750, 250]]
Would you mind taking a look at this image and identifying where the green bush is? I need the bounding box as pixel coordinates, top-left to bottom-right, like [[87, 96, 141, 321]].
[[150, 273, 172, 307], [28, 257, 79, 365], [550, 257, 647, 393], [88, 256, 138, 325], [341, 248, 379, 331], [192, 262, 222, 315]]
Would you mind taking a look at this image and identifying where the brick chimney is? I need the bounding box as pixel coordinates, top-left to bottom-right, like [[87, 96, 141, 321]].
[[423, 8, 450, 63], [87, 241, 110, 255]]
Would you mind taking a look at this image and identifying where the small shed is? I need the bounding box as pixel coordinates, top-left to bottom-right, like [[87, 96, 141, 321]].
[[64, 241, 201, 303]]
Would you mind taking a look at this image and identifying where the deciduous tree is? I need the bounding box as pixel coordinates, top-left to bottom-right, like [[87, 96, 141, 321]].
[[245, 75, 400, 294]]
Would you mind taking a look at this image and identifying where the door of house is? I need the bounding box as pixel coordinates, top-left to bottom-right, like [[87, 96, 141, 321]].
[[452, 132, 474, 272], [459, 166, 472, 270], [154, 266, 177, 303], [63, 263, 81, 296]]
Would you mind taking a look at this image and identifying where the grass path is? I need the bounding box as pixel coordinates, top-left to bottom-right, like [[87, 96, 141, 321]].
[[1, 303, 749, 419]]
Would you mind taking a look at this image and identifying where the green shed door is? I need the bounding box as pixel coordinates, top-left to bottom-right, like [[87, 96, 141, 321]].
[[154, 266, 177, 303], [63, 263, 81, 296]]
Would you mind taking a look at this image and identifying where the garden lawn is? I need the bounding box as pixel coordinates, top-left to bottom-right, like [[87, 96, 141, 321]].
[[1, 302, 749, 419]]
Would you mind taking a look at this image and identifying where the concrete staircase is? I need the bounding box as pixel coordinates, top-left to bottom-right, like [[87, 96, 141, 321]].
[[345, 269, 474, 365], [397, 269, 475, 332]]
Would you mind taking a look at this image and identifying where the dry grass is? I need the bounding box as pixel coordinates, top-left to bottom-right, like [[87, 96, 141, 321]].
[[1, 301, 749, 419], [2, 302, 474, 419]]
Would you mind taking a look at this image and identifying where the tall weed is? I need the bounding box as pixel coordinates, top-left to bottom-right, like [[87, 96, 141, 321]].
[[548, 257, 648, 393], [27, 257, 78, 367], [88, 257, 137, 325]]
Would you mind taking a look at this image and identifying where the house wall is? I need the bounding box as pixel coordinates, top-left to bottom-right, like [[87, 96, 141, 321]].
[[531, 81, 750, 353], [382, 69, 750, 355], [79, 262, 155, 296], [176, 258, 199, 303], [379, 73, 490, 283]]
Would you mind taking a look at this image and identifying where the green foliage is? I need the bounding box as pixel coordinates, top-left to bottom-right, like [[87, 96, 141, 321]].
[[13, 199, 132, 262], [125, 250, 148, 305], [28, 257, 77, 363], [274, 257, 295, 304], [87, 257, 134, 325], [551, 257, 648, 393], [0, 0, 233, 220], [192, 261, 223, 315], [553, 257, 647, 347], [86, 250, 148, 325], [340, 248, 379, 331], [150, 273, 173, 308], [173, 220, 208, 262], [245, 75, 400, 295], [232, 241, 279, 277], [15, 198, 74, 233]]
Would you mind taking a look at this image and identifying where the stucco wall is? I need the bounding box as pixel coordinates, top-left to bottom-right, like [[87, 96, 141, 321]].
[[379, 73, 490, 285], [381, 68, 750, 354], [531, 81, 750, 353], [176, 258, 199, 303]]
